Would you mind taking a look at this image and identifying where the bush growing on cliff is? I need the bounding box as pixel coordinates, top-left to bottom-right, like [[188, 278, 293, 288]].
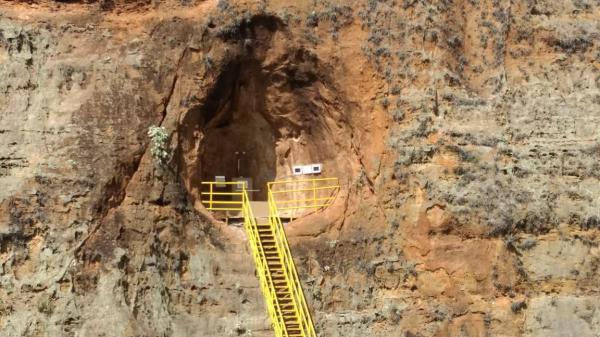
[[392, 108, 404, 122], [99, 0, 114, 10], [306, 11, 319, 27], [148, 126, 170, 167], [217, 0, 230, 11], [37, 294, 53, 315], [203, 55, 214, 72], [510, 300, 526, 313]]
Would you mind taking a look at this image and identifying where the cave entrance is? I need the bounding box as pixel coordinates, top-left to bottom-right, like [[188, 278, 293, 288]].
[[177, 16, 353, 223], [198, 84, 276, 202], [196, 54, 280, 205]]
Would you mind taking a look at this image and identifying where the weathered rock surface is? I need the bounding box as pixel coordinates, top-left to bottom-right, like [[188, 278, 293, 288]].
[[0, 0, 599, 336], [525, 296, 600, 337]]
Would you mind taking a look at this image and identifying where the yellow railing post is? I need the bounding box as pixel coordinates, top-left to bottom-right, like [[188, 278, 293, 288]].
[[312, 179, 317, 208], [209, 183, 213, 210]]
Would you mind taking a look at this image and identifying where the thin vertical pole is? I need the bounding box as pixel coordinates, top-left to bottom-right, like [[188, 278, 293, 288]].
[[312, 179, 317, 208], [209, 183, 213, 210], [242, 181, 247, 213]]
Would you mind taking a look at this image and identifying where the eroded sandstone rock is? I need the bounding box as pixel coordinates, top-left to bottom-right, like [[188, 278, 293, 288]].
[[0, 1, 599, 337]]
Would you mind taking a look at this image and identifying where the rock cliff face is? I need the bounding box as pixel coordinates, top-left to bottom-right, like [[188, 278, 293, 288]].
[[1, 1, 599, 336]]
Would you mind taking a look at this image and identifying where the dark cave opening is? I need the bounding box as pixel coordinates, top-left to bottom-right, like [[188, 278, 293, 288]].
[[177, 14, 353, 217], [198, 60, 277, 201]]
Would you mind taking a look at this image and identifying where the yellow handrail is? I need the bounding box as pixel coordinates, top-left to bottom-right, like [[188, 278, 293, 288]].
[[270, 185, 340, 194], [269, 177, 339, 186], [200, 177, 340, 337], [276, 197, 335, 204], [268, 191, 317, 337], [200, 181, 245, 212], [241, 188, 289, 337], [268, 178, 340, 219]]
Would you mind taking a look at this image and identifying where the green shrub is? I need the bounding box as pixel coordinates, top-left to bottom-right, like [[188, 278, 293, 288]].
[[381, 97, 390, 108], [392, 108, 404, 122], [217, 0, 229, 11], [306, 11, 319, 27], [511, 300, 526, 313], [148, 126, 171, 167]]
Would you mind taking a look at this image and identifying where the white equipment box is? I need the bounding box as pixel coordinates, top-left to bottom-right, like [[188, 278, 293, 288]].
[[292, 163, 322, 175]]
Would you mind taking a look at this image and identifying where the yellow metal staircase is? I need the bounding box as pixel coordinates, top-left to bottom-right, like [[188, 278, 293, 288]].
[[201, 178, 340, 337]]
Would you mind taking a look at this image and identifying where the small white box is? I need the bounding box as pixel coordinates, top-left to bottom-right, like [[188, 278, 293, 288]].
[[293, 163, 323, 175], [302, 164, 322, 174], [215, 175, 226, 187], [292, 166, 303, 175]]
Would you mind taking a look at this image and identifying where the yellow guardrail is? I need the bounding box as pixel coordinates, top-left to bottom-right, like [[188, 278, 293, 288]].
[[200, 181, 245, 211], [268, 177, 340, 218], [201, 177, 339, 337], [202, 180, 290, 336], [240, 186, 290, 337], [267, 189, 318, 337]]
